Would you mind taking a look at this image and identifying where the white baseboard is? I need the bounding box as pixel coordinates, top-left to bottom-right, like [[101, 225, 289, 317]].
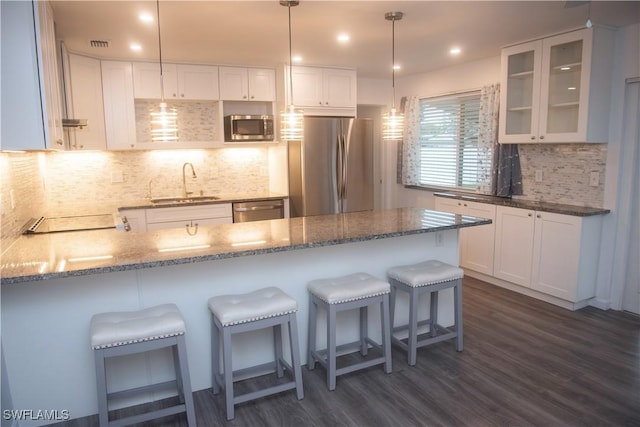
[[589, 298, 611, 310]]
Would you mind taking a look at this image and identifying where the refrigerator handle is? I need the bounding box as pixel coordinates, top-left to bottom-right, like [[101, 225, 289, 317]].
[[341, 132, 348, 202], [336, 132, 344, 203]]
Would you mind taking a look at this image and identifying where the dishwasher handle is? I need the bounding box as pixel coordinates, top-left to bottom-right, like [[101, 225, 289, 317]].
[[233, 205, 282, 212]]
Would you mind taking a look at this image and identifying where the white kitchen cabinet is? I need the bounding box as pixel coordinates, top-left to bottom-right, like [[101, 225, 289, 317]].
[[435, 198, 496, 276], [219, 67, 275, 101], [101, 61, 137, 150], [132, 63, 219, 100], [63, 53, 106, 150], [145, 204, 233, 231], [1, 1, 65, 150], [499, 27, 614, 144], [285, 66, 357, 116], [493, 206, 535, 287], [531, 211, 602, 302]]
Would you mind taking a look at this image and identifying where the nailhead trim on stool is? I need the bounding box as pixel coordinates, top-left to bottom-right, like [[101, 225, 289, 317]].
[[387, 260, 464, 366], [90, 303, 196, 427], [208, 287, 304, 420], [307, 273, 392, 391]]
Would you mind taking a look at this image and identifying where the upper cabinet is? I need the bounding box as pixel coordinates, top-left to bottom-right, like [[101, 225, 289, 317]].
[[219, 67, 276, 101], [1, 0, 64, 150], [499, 27, 615, 144], [132, 63, 219, 100], [101, 61, 137, 150], [282, 66, 357, 116]]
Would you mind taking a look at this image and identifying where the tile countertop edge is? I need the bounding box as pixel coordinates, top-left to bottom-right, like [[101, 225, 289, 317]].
[[433, 192, 610, 217], [0, 209, 491, 285]]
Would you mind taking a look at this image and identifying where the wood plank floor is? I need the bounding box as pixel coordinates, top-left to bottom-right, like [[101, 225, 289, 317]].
[[51, 277, 640, 427]]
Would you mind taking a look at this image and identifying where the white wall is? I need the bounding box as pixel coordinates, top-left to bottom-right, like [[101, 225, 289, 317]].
[[595, 23, 640, 310]]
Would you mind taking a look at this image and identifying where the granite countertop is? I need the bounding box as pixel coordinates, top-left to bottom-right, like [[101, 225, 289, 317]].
[[434, 192, 610, 217], [0, 208, 491, 285]]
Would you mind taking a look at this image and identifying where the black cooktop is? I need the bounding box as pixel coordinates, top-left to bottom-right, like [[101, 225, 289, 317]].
[[23, 214, 116, 234]]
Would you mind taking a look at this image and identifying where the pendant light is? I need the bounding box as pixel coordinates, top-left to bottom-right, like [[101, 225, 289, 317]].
[[150, 0, 178, 142], [382, 11, 404, 141], [280, 0, 303, 141]]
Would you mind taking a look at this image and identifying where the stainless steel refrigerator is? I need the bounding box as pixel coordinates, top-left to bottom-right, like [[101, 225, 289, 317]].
[[288, 116, 373, 217]]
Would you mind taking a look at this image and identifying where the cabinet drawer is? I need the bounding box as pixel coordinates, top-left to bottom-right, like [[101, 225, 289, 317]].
[[146, 204, 232, 223], [146, 216, 231, 231]]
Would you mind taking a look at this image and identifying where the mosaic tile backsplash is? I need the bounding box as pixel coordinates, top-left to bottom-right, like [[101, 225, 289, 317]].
[[135, 100, 218, 143]]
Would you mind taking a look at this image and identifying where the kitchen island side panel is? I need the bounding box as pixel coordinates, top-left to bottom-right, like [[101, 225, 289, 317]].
[[1, 230, 458, 426]]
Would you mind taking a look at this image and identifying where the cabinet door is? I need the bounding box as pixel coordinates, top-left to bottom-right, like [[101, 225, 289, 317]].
[[291, 66, 323, 107], [531, 212, 581, 300], [493, 206, 535, 287], [101, 61, 137, 150], [323, 68, 356, 108], [178, 64, 219, 100], [132, 62, 178, 99], [459, 201, 496, 276], [538, 30, 591, 143], [499, 40, 542, 144], [66, 54, 106, 150], [219, 66, 248, 100], [248, 68, 276, 101]]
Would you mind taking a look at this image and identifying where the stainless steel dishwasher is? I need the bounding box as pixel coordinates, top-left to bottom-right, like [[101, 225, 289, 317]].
[[232, 199, 285, 223]]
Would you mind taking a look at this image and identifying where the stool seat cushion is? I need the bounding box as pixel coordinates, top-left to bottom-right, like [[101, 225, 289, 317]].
[[90, 303, 186, 350], [307, 273, 390, 304], [387, 260, 464, 288], [208, 287, 297, 327]]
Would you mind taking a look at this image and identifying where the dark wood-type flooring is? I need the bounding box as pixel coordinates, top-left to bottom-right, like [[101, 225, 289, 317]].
[[51, 277, 640, 427]]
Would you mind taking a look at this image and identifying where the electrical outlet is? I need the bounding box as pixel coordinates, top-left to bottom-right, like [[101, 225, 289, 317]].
[[535, 170, 543, 183], [589, 171, 600, 187], [111, 171, 124, 184]]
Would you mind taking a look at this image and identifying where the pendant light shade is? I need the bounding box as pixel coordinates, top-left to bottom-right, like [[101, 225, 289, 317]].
[[382, 11, 404, 141], [280, 0, 303, 141], [150, 0, 178, 142]]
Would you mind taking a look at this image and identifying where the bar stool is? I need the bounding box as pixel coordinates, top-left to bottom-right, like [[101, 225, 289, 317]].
[[387, 259, 464, 366], [208, 287, 304, 420], [90, 303, 196, 427], [307, 272, 392, 391]]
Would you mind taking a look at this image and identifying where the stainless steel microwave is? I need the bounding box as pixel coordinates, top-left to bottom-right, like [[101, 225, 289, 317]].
[[224, 115, 274, 142]]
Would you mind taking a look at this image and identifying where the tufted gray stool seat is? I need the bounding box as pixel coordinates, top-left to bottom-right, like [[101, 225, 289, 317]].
[[387, 259, 464, 366], [307, 273, 392, 391], [90, 303, 196, 426], [208, 287, 304, 420]]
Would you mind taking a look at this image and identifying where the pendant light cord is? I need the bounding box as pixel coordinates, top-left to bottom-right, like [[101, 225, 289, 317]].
[[288, 2, 294, 104], [391, 17, 396, 110], [156, 0, 165, 102]]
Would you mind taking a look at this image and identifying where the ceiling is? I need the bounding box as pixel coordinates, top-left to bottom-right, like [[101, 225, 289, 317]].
[[51, 1, 640, 79]]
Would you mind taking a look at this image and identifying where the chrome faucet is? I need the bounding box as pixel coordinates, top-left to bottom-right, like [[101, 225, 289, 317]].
[[182, 162, 197, 198]]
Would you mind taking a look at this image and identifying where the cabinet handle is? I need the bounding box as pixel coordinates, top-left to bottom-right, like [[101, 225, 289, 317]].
[[172, 93, 177, 97], [243, 95, 247, 99], [319, 101, 323, 105], [536, 214, 541, 218], [56, 139, 64, 145], [463, 203, 468, 207], [530, 136, 536, 140], [539, 135, 545, 140], [325, 102, 329, 105], [527, 213, 532, 217], [250, 95, 254, 99], [181, 94, 184, 98]]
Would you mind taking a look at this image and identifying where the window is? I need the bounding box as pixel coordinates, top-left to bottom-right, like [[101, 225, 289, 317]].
[[418, 92, 489, 191]]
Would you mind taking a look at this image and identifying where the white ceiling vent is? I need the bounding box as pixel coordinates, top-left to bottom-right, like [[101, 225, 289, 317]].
[[89, 40, 109, 48]]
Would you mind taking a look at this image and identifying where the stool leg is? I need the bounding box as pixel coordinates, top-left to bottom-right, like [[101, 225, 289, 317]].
[[307, 295, 317, 370], [381, 294, 392, 374], [455, 278, 464, 352], [274, 323, 284, 378], [288, 313, 305, 400], [211, 315, 221, 394], [94, 349, 109, 427], [430, 291, 439, 338], [176, 335, 197, 427], [327, 303, 337, 391], [222, 327, 235, 421], [172, 344, 185, 403], [389, 281, 397, 332], [359, 306, 368, 356], [408, 287, 419, 366]]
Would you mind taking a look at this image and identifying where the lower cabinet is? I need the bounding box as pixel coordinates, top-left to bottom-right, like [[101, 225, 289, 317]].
[[434, 198, 496, 276], [120, 204, 233, 232], [493, 205, 602, 303]]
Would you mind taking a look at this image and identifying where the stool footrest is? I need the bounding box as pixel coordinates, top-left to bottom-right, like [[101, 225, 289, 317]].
[[392, 325, 457, 350], [106, 403, 188, 427], [107, 379, 177, 401], [234, 381, 298, 405], [336, 356, 387, 376], [392, 318, 433, 334]]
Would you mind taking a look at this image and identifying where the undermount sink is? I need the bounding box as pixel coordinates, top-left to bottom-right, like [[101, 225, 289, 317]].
[[150, 195, 220, 204]]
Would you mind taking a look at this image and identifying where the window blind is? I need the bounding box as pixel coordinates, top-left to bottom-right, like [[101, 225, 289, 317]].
[[418, 92, 485, 191]]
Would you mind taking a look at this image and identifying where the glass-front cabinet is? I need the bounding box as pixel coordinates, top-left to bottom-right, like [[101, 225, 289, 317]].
[[499, 27, 614, 144]]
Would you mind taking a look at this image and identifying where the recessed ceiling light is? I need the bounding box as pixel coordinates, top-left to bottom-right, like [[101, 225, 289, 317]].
[[292, 55, 303, 63], [337, 33, 350, 43], [130, 43, 142, 52], [450, 47, 462, 56], [393, 64, 401, 71], [139, 13, 153, 23]]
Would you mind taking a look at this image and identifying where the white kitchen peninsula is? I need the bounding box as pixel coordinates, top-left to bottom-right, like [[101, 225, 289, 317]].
[[1, 208, 490, 426]]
